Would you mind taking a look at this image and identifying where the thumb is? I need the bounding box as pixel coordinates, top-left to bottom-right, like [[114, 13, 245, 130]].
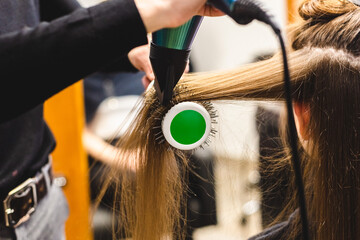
[[143, 62, 155, 81]]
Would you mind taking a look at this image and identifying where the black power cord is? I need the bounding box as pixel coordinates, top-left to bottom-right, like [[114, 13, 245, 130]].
[[277, 32, 310, 240], [229, 1, 310, 239]]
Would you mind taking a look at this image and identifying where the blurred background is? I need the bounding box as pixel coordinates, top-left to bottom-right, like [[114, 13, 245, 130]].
[[44, 0, 299, 239]]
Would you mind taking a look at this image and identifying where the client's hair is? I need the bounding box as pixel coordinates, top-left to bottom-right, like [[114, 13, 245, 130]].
[[102, 0, 360, 239]]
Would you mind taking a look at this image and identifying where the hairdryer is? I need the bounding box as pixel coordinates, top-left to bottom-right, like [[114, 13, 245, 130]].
[[150, 16, 203, 106]]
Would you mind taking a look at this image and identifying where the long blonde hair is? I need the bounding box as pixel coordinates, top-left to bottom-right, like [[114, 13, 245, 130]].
[[101, 0, 360, 239]]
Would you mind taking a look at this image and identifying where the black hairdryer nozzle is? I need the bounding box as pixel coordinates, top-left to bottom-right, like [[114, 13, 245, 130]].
[[150, 43, 191, 106]]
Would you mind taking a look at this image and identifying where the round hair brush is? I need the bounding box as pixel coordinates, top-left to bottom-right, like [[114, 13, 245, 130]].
[[161, 102, 212, 150]]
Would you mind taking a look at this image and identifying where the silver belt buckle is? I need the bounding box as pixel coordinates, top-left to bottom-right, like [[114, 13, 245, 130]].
[[3, 178, 38, 227]]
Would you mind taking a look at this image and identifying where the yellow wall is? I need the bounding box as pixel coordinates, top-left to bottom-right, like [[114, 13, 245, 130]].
[[287, 0, 300, 23], [44, 81, 93, 240]]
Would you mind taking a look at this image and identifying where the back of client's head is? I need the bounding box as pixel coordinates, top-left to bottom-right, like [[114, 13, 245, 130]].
[[102, 0, 360, 239], [286, 1, 360, 239]]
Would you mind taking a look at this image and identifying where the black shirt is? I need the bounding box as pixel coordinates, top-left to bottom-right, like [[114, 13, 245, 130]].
[[0, 0, 147, 198], [248, 210, 300, 240]]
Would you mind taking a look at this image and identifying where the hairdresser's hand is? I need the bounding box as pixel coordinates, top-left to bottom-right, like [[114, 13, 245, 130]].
[[128, 44, 155, 85], [128, 44, 190, 89], [135, 0, 224, 33]]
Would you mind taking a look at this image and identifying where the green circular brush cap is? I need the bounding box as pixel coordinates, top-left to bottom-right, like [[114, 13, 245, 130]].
[[170, 110, 206, 144], [162, 102, 211, 150]]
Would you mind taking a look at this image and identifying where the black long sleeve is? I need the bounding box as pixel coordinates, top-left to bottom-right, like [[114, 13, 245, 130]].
[[0, 0, 147, 122], [40, 0, 139, 73], [40, 0, 82, 21]]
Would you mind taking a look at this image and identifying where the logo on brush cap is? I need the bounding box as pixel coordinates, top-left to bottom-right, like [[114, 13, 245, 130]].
[[162, 102, 211, 150]]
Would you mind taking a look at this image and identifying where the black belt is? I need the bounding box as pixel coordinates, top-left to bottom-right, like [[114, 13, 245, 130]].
[[0, 161, 53, 228]]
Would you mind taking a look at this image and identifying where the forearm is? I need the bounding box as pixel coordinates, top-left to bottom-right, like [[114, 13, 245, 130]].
[[40, 0, 82, 21], [98, 55, 139, 73], [0, 0, 147, 122]]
